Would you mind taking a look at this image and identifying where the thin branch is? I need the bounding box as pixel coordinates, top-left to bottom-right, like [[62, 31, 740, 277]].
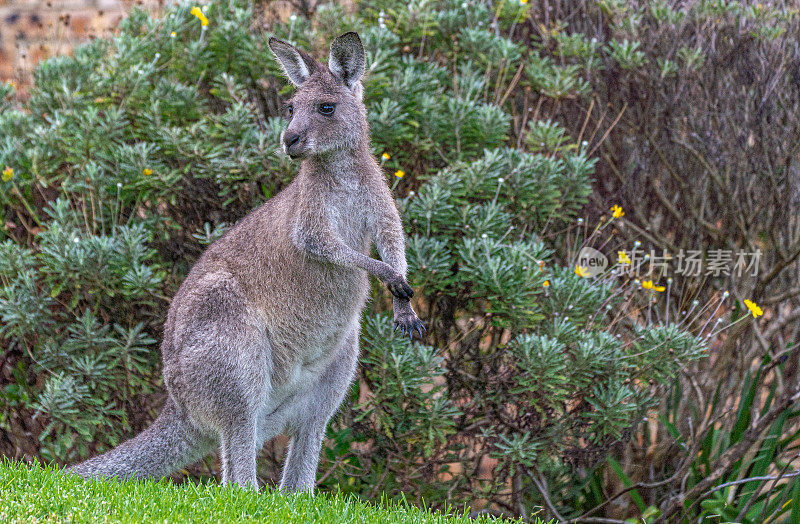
[[587, 103, 627, 158], [526, 468, 567, 523], [498, 62, 526, 107], [699, 471, 800, 501]]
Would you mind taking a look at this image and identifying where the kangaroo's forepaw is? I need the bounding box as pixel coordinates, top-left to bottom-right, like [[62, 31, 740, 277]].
[[394, 311, 426, 339], [387, 277, 414, 300]]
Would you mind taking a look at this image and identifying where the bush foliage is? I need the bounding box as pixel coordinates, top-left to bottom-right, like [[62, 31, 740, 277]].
[[4, 0, 797, 522]]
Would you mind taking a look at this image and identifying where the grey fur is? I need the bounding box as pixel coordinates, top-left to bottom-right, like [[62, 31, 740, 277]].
[[67, 32, 424, 492], [268, 38, 318, 87], [328, 32, 365, 89]]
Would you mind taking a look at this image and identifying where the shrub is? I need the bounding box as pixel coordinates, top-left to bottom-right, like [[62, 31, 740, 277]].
[[0, 0, 709, 520], [523, 1, 800, 521]]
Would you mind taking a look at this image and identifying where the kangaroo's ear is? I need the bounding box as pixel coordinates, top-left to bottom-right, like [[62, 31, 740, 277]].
[[269, 37, 317, 86], [328, 32, 365, 90]]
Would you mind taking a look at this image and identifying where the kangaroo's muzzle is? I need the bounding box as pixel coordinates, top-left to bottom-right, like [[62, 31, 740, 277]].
[[283, 131, 306, 158]]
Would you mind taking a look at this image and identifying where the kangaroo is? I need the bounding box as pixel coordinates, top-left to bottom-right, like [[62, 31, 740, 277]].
[[67, 31, 424, 491]]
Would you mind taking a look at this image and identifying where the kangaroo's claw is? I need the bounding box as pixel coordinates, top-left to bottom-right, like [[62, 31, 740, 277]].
[[393, 312, 426, 341]]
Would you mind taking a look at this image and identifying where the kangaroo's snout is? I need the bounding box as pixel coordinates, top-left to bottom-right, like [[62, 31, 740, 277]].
[[284, 132, 301, 148], [283, 131, 306, 158]]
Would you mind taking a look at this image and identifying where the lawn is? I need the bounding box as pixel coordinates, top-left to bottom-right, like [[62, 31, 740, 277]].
[[0, 459, 521, 523]]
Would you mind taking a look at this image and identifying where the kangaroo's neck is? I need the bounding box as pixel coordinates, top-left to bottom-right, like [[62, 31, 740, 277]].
[[300, 140, 377, 188]]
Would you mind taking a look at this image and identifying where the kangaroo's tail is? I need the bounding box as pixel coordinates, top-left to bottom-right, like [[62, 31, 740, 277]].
[[67, 398, 212, 481]]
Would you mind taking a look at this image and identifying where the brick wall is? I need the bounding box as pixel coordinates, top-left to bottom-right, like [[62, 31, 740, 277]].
[[0, 0, 162, 88]]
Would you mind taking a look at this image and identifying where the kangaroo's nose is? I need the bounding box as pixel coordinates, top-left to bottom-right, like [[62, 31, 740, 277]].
[[284, 132, 301, 149]]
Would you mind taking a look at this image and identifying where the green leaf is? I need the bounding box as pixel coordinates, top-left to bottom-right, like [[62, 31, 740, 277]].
[[608, 457, 646, 513]]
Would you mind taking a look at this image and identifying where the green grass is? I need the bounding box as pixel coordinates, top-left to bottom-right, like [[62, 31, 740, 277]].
[[0, 459, 518, 523]]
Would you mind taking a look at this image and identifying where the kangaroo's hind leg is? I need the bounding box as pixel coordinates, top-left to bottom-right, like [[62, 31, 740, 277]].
[[186, 328, 269, 490], [170, 272, 271, 490], [219, 414, 259, 488], [211, 329, 270, 489], [279, 326, 360, 492]]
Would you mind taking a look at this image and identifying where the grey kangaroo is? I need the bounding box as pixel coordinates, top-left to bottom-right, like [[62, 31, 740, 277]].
[[68, 31, 424, 491]]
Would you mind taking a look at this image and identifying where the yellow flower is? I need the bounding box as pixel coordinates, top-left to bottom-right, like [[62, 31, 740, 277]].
[[543, 280, 550, 287], [744, 299, 763, 318], [617, 251, 631, 264], [575, 265, 590, 278], [394, 169, 405, 178], [190, 6, 209, 27], [142, 168, 153, 176], [641, 280, 665, 292], [611, 204, 625, 218], [170, 31, 177, 37], [2, 166, 13, 182], [6, 80, 14, 89], [382, 152, 391, 160], [520, 0, 529, 4]]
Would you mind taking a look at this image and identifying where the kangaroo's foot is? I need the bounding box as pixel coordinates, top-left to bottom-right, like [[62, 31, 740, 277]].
[[393, 300, 425, 339]]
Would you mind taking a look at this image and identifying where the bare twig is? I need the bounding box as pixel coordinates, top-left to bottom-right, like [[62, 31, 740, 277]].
[[526, 468, 566, 523]]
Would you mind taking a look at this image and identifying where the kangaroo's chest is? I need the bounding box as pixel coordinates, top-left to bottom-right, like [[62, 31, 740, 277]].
[[260, 193, 370, 384], [327, 194, 370, 251]]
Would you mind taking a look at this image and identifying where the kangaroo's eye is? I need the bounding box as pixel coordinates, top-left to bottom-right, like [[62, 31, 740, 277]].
[[318, 103, 336, 116], [286, 104, 294, 118]]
